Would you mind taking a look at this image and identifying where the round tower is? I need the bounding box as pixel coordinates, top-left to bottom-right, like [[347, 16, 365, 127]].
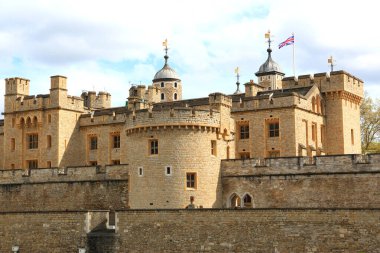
[[125, 101, 233, 209], [152, 40, 182, 102]]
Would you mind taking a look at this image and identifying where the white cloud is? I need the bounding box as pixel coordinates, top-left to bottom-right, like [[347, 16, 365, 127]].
[[1, 0, 380, 118]]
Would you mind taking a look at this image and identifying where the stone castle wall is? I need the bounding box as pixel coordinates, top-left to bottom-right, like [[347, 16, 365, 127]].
[[221, 154, 380, 208], [0, 165, 129, 212], [1, 209, 379, 252]]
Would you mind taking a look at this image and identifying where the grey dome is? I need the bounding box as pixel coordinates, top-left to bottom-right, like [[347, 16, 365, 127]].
[[255, 48, 283, 76], [153, 56, 181, 82]]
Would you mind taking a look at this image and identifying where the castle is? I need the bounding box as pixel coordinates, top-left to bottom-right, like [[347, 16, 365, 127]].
[[1, 40, 379, 252], [0, 40, 363, 209]]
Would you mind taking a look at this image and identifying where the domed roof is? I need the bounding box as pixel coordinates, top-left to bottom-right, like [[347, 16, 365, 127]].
[[153, 55, 181, 82], [255, 48, 284, 76]]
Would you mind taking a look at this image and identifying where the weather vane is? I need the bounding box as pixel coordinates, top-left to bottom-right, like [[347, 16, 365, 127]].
[[234, 67, 241, 94], [265, 30, 272, 48], [328, 56, 336, 72], [162, 38, 169, 64], [162, 38, 168, 55]]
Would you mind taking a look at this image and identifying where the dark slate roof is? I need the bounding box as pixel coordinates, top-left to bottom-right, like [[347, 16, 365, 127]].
[[257, 86, 313, 98], [152, 97, 210, 110], [81, 106, 129, 118]]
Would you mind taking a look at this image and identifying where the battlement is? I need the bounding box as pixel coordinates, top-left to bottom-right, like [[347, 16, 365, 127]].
[[282, 70, 363, 98], [81, 90, 112, 109], [5, 93, 86, 114], [5, 77, 30, 96], [232, 86, 312, 112], [125, 107, 221, 134], [221, 153, 380, 177], [0, 164, 128, 185]]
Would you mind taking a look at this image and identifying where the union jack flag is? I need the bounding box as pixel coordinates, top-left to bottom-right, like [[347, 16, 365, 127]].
[[278, 35, 294, 49]]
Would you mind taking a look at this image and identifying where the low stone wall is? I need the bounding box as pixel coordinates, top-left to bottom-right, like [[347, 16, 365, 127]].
[[1, 209, 379, 252], [0, 165, 129, 212], [0, 211, 87, 253]]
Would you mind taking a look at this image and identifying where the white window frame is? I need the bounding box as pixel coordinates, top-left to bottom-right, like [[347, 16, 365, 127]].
[[165, 166, 172, 176], [138, 167, 144, 177]]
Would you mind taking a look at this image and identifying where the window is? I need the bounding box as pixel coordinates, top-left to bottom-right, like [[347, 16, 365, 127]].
[[90, 136, 97, 150], [48, 114, 51, 123], [47, 135, 52, 148], [11, 164, 15, 169], [268, 122, 279, 137], [28, 134, 38, 149], [230, 193, 241, 208], [89, 161, 97, 166], [47, 161, 52, 168], [11, 138, 15, 151], [186, 172, 197, 189], [160, 82, 164, 88], [239, 152, 250, 159], [138, 167, 143, 176], [243, 194, 253, 208], [12, 118, 15, 128], [239, 124, 249, 139], [174, 93, 178, 100], [28, 160, 38, 169], [150, 139, 158, 155], [211, 140, 217, 156], [113, 134, 120, 149], [351, 129, 354, 145], [174, 82, 178, 88], [165, 166, 172, 176], [312, 97, 316, 112], [161, 93, 165, 100], [112, 160, 121, 165], [311, 123, 317, 142]]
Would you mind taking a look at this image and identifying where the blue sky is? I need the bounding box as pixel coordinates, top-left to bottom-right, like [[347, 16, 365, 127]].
[[1, 0, 379, 117]]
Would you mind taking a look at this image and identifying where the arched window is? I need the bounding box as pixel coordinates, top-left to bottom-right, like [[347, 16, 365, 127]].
[[316, 95, 321, 114], [20, 117, 25, 128], [174, 93, 177, 100], [311, 97, 316, 112], [26, 117, 32, 128], [230, 193, 241, 208], [161, 93, 165, 101], [174, 82, 178, 88], [160, 82, 164, 88], [33, 116, 38, 127], [243, 194, 253, 208]]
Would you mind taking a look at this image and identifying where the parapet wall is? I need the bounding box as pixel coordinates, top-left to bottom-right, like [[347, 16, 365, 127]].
[[126, 107, 221, 131], [0, 165, 129, 212], [282, 70, 364, 98], [221, 153, 380, 177]]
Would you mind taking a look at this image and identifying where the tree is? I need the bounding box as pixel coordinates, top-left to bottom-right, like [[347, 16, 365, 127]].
[[361, 93, 380, 153]]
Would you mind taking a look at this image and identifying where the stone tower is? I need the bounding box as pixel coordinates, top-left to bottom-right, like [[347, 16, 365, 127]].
[[152, 41, 182, 102]]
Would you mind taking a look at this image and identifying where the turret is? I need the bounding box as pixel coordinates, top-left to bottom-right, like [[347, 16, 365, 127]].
[[4, 77, 30, 113], [152, 39, 182, 102], [50, 75, 67, 106], [255, 33, 284, 90]]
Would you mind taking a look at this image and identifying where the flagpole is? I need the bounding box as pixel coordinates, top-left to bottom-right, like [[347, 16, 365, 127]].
[[292, 32, 295, 77]]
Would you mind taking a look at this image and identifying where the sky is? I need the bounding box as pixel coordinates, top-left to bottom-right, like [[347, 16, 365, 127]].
[[0, 0, 379, 117]]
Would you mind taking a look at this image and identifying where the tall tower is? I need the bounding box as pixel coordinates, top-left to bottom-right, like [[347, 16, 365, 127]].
[[255, 32, 284, 90], [152, 39, 182, 102]]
